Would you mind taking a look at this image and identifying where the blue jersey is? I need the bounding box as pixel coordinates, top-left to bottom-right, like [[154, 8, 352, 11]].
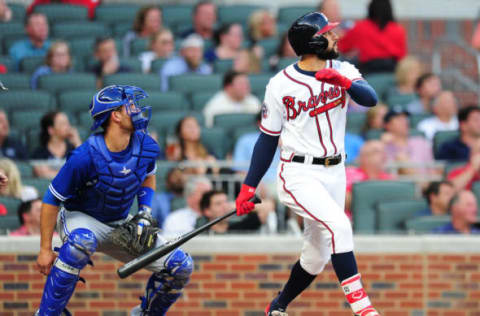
[[47, 131, 158, 222]]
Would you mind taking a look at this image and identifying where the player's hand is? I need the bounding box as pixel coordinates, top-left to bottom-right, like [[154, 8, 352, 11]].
[[315, 68, 352, 89], [36, 248, 57, 276], [236, 184, 256, 216]]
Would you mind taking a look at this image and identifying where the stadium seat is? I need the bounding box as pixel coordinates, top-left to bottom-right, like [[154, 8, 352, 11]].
[[169, 74, 222, 96], [191, 91, 215, 111], [25, 127, 41, 152], [472, 181, 480, 210], [346, 112, 367, 135], [363, 73, 395, 102], [8, 4, 26, 22], [11, 110, 46, 131], [95, 4, 140, 25], [218, 5, 262, 25], [0, 216, 21, 233], [277, 57, 298, 70], [409, 113, 432, 129], [248, 74, 271, 97], [213, 59, 234, 74], [162, 5, 193, 30], [213, 113, 257, 134], [20, 56, 45, 74], [0, 55, 15, 73], [3, 35, 29, 56], [34, 4, 88, 22], [103, 74, 161, 92], [58, 90, 96, 113], [38, 73, 96, 94], [77, 112, 92, 129], [201, 127, 229, 159], [232, 125, 259, 146], [433, 130, 459, 158], [365, 129, 383, 140], [23, 178, 51, 197], [257, 38, 280, 58], [385, 93, 417, 109], [150, 58, 168, 74], [150, 111, 203, 134], [140, 91, 190, 112], [376, 199, 428, 233], [352, 180, 416, 234], [68, 37, 95, 59], [405, 215, 451, 234], [0, 74, 30, 89], [16, 161, 34, 179], [119, 58, 142, 73], [0, 90, 55, 112], [170, 196, 187, 211], [113, 23, 133, 37], [131, 38, 149, 56], [0, 22, 25, 40], [277, 6, 316, 25], [52, 22, 110, 39], [0, 197, 22, 216]]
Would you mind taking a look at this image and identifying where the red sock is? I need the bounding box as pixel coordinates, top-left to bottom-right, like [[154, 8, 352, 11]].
[[340, 274, 379, 316]]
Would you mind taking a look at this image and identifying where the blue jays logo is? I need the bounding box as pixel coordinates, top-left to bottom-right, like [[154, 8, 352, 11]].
[[261, 103, 269, 119]]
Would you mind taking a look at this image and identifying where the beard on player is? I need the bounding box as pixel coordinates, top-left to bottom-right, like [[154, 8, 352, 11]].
[[316, 45, 339, 60]]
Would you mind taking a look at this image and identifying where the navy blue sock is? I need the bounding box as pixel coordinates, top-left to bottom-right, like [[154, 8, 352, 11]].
[[331, 251, 358, 282], [276, 260, 316, 308]]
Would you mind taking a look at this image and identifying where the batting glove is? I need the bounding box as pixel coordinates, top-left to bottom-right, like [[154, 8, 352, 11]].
[[315, 68, 352, 89], [236, 184, 256, 216]]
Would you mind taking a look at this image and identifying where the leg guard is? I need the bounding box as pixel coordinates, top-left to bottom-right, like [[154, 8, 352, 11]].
[[139, 248, 193, 316], [37, 228, 97, 316]]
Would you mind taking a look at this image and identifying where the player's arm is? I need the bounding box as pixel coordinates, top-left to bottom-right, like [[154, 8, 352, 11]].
[[36, 200, 59, 275], [137, 161, 156, 212]]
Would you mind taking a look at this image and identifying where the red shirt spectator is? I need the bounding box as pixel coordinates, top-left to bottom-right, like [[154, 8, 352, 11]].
[[0, 203, 6, 215], [28, 0, 100, 19], [447, 164, 480, 191]]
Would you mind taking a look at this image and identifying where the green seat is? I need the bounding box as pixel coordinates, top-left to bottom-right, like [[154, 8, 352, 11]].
[[0, 56, 14, 72], [376, 199, 428, 233], [68, 37, 95, 59], [405, 216, 451, 234], [386, 93, 417, 109], [248, 74, 271, 97], [113, 23, 133, 37], [218, 5, 262, 24], [58, 90, 96, 113], [150, 58, 168, 74], [0, 197, 22, 216], [131, 38, 149, 56], [352, 180, 416, 234], [365, 129, 383, 140], [34, 4, 88, 22], [277, 57, 298, 70], [52, 22, 109, 39], [213, 59, 233, 74], [232, 126, 259, 145], [0, 90, 55, 112], [150, 111, 203, 134], [169, 74, 222, 96], [213, 113, 257, 135], [433, 130, 459, 158], [472, 181, 480, 210], [277, 6, 316, 25], [201, 127, 229, 159], [170, 197, 187, 211], [141, 91, 189, 112], [77, 112, 92, 129], [9, 4, 27, 22], [162, 5, 193, 30], [3, 35, 29, 56], [364, 73, 395, 102], [95, 4, 140, 25], [409, 113, 431, 129], [257, 38, 280, 58], [25, 127, 41, 152], [22, 178, 51, 197], [20, 56, 45, 74], [0, 74, 30, 89], [346, 112, 366, 135], [0, 22, 25, 39], [191, 91, 215, 111], [38, 73, 96, 94], [11, 110, 46, 131], [119, 58, 142, 73], [103, 74, 161, 92], [16, 161, 34, 179], [0, 216, 21, 233]]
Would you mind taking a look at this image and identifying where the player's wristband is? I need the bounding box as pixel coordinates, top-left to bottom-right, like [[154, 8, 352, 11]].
[[138, 186, 155, 209]]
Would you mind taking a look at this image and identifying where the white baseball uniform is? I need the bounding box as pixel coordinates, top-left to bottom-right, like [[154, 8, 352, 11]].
[[260, 60, 362, 275]]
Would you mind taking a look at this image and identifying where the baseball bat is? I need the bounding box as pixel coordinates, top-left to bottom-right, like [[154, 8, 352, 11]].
[[117, 195, 261, 278]]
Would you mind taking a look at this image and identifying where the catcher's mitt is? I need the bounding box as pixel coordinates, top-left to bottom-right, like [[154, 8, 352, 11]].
[[108, 212, 160, 257]]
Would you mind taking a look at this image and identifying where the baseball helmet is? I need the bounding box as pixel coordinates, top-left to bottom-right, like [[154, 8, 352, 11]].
[[288, 12, 339, 56], [89, 85, 151, 132]]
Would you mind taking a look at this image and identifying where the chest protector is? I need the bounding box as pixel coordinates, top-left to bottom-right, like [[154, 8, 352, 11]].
[[71, 132, 159, 222]]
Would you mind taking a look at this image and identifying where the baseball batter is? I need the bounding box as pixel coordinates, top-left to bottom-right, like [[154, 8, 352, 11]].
[[235, 13, 380, 316], [34, 85, 193, 316]]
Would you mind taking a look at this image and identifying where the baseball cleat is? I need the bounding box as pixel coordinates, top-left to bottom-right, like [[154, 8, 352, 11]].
[[356, 307, 380, 316], [265, 302, 288, 316]]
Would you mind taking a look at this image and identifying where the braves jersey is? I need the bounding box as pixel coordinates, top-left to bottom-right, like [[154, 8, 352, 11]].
[[260, 60, 362, 159]]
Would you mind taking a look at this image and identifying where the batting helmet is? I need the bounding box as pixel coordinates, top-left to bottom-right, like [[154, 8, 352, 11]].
[[89, 85, 151, 132], [288, 12, 339, 56]]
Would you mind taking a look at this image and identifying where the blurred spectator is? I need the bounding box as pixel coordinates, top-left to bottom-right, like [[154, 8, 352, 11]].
[[205, 23, 244, 63], [433, 190, 480, 234], [91, 37, 131, 88], [151, 167, 185, 228], [0, 203, 5, 215], [0, 64, 6, 74], [0, 110, 28, 160], [138, 29, 175, 73], [162, 176, 212, 237], [381, 108, 433, 174], [32, 111, 81, 179], [0, 0, 12, 22], [181, 1, 217, 40], [361, 103, 388, 137], [268, 33, 297, 71], [317, 0, 353, 37], [472, 21, 480, 51], [345, 132, 365, 164], [9, 13, 50, 70], [437, 105, 480, 161], [166, 116, 218, 175], [31, 41, 72, 89], [417, 91, 459, 141], [0, 169, 7, 190], [417, 180, 455, 216], [338, 0, 406, 74], [384, 56, 422, 103], [0, 159, 38, 201], [446, 140, 480, 191], [27, 0, 99, 19], [123, 6, 162, 58], [406, 73, 442, 114], [160, 34, 212, 91], [345, 140, 394, 217], [9, 198, 42, 236], [203, 70, 261, 127], [248, 9, 277, 43], [233, 48, 261, 74]]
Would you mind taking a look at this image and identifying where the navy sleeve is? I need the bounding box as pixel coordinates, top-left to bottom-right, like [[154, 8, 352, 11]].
[[347, 80, 378, 107], [244, 132, 280, 187]]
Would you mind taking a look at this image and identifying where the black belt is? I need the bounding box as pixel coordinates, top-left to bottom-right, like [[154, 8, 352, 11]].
[[291, 154, 342, 166]]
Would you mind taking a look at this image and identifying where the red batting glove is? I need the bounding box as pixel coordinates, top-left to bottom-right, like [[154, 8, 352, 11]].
[[236, 184, 256, 216], [315, 68, 352, 89]]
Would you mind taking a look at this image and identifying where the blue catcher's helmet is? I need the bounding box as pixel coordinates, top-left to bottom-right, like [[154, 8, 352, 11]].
[[89, 85, 152, 132]]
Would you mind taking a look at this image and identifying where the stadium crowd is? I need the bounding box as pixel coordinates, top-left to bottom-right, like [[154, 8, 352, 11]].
[[0, 0, 479, 236]]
